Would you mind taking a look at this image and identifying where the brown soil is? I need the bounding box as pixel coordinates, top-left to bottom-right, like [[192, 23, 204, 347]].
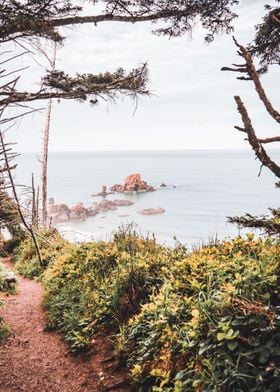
[[0, 258, 131, 392]]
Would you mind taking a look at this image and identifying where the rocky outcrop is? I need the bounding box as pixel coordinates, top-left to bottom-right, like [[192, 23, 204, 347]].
[[138, 208, 165, 215], [91, 185, 114, 197], [92, 199, 134, 214], [69, 203, 89, 221], [113, 199, 134, 206], [48, 202, 71, 223], [92, 200, 117, 214], [111, 173, 155, 193], [48, 198, 134, 223]]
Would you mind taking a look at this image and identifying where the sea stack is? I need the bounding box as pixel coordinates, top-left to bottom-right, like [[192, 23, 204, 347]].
[[111, 173, 155, 193]]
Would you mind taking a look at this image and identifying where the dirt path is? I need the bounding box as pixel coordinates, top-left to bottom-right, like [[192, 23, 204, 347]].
[[0, 258, 130, 392]]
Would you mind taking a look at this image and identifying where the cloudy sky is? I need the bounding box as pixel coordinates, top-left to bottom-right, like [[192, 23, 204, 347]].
[[9, 1, 280, 152]]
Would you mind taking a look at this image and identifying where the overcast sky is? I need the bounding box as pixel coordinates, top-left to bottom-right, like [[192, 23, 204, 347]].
[[9, 1, 280, 152]]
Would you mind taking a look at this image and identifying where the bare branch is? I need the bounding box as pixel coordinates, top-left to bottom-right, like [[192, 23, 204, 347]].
[[234, 95, 280, 179], [222, 37, 280, 124], [258, 136, 280, 144]]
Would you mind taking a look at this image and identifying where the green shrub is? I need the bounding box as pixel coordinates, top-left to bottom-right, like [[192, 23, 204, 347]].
[[14, 229, 70, 279], [0, 300, 10, 341], [14, 228, 280, 389], [0, 261, 16, 293], [3, 236, 23, 254], [42, 232, 188, 352], [122, 235, 280, 391]]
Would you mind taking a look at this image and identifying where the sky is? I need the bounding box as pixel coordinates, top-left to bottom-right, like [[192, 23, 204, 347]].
[[7, 1, 280, 152]]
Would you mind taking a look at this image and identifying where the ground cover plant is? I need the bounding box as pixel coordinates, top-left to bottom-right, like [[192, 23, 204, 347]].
[[0, 262, 14, 340], [0, 299, 9, 341], [122, 235, 280, 391], [14, 229, 70, 279], [0, 260, 15, 294], [14, 230, 280, 390], [42, 230, 188, 352]]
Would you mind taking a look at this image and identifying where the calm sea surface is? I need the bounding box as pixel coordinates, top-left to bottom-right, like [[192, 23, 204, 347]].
[[15, 150, 280, 246]]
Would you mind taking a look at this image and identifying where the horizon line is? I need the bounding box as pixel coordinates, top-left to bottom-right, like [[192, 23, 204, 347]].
[[18, 147, 280, 154]]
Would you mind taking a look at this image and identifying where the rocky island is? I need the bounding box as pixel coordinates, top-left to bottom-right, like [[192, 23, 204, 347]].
[[48, 198, 134, 223], [111, 173, 155, 193]]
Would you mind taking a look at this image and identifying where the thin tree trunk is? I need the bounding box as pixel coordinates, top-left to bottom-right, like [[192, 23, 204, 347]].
[[31, 173, 37, 227], [0, 129, 43, 266], [36, 185, 40, 226], [41, 43, 56, 227]]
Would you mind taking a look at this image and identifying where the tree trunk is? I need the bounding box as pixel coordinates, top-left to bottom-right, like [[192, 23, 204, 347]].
[[41, 43, 56, 227]]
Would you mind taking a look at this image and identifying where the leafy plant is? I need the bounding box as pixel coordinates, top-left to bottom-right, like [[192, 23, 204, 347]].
[[14, 229, 280, 389], [0, 261, 16, 293], [0, 300, 10, 341], [14, 229, 69, 279]]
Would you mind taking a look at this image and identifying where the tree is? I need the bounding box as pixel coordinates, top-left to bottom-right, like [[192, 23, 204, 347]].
[[0, 0, 239, 110], [221, 2, 280, 234], [222, 38, 280, 181], [41, 43, 57, 227], [220, 2, 280, 182]]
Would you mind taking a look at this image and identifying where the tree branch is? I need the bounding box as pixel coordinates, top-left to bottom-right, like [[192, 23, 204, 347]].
[[0, 65, 149, 106], [222, 38, 280, 124], [234, 95, 280, 179], [258, 136, 280, 144]]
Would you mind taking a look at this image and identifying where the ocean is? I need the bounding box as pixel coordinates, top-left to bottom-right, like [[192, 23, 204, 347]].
[[15, 150, 280, 246]]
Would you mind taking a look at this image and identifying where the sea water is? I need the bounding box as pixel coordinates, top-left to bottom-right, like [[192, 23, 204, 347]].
[[15, 150, 280, 246]]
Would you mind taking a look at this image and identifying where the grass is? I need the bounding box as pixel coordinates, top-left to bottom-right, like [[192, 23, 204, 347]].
[[13, 229, 280, 390]]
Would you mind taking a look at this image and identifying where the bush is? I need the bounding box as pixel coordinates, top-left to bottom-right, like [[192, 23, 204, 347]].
[[122, 235, 280, 391], [0, 261, 16, 293], [42, 231, 188, 351], [14, 229, 70, 279], [14, 229, 280, 390], [0, 262, 13, 342], [0, 300, 9, 341]]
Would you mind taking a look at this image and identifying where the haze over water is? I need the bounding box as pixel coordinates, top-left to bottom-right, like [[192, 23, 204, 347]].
[[15, 150, 280, 246]]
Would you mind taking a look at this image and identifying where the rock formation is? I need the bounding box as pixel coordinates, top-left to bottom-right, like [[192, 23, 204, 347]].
[[110, 173, 155, 193], [91, 199, 134, 214], [138, 208, 165, 215], [48, 198, 134, 223], [91, 185, 114, 197], [113, 199, 134, 206], [48, 202, 71, 222], [69, 203, 89, 221]]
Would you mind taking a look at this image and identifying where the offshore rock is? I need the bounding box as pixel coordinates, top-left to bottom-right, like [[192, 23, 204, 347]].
[[138, 208, 165, 215], [91, 185, 114, 197], [47, 198, 134, 223], [48, 202, 71, 223], [113, 199, 134, 207], [69, 203, 89, 221], [92, 199, 134, 214], [110, 173, 155, 193]]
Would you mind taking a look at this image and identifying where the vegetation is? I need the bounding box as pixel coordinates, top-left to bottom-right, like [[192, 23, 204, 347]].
[[0, 188, 23, 239], [14, 229, 280, 390], [14, 229, 69, 279], [15, 228, 188, 351], [0, 262, 14, 341], [0, 300, 9, 342], [221, 2, 280, 228], [0, 261, 15, 293], [123, 235, 280, 391], [228, 208, 280, 236]]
